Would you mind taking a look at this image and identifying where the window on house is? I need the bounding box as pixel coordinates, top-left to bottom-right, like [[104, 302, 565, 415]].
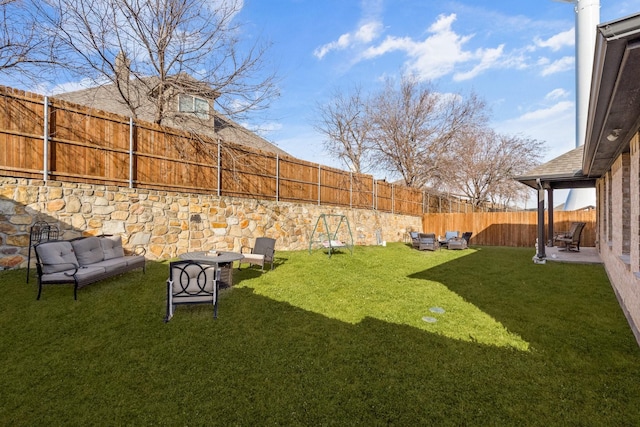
[[178, 94, 209, 119]]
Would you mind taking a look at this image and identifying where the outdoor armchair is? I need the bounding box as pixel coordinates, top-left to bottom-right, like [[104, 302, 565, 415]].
[[439, 231, 459, 248], [554, 222, 586, 252], [417, 233, 438, 251], [240, 237, 276, 270], [409, 231, 420, 249], [165, 260, 219, 322]]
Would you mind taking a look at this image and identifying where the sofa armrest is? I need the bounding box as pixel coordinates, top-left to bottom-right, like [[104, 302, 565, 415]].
[[132, 245, 146, 256]]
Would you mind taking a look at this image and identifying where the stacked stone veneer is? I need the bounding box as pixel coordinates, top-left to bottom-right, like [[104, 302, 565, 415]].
[[0, 177, 422, 269]]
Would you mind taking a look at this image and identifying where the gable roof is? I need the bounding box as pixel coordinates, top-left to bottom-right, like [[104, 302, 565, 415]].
[[54, 77, 289, 157]]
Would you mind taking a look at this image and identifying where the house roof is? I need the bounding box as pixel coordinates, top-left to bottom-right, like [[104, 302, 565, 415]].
[[516, 12, 640, 190], [54, 77, 289, 157], [515, 145, 596, 190], [583, 12, 640, 177]]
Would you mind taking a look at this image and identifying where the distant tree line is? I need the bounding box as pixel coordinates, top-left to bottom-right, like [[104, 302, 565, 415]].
[[315, 76, 546, 208]]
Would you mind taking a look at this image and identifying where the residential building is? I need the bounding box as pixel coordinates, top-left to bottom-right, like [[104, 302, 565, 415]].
[[518, 12, 640, 345], [55, 71, 288, 157]]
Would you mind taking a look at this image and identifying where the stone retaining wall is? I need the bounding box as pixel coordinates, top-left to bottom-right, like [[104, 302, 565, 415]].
[[0, 177, 422, 269]]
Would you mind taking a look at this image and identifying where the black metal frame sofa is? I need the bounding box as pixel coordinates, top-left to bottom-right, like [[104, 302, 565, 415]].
[[34, 235, 145, 300]]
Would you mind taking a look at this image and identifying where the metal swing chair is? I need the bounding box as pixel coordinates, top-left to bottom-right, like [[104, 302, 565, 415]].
[[308, 214, 354, 257]]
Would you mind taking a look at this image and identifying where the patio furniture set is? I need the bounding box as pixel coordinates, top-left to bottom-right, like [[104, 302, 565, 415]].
[[30, 222, 276, 322], [409, 231, 472, 251]]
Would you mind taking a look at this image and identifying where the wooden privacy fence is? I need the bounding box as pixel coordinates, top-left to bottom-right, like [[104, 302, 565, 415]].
[[0, 85, 499, 216], [422, 210, 597, 247]]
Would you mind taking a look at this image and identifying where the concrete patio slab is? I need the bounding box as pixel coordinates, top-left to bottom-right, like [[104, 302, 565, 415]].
[[545, 246, 602, 264]]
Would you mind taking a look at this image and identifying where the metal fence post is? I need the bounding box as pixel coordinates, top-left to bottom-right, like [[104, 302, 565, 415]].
[[391, 184, 395, 214], [129, 117, 134, 188], [350, 172, 353, 208], [217, 139, 222, 197], [276, 154, 280, 202], [43, 96, 49, 182]]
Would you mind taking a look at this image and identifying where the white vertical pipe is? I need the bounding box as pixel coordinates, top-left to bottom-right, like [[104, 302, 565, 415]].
[[43, 96, 49, 182], [561, 0, 599, 211], [575, 0, 599, 149]]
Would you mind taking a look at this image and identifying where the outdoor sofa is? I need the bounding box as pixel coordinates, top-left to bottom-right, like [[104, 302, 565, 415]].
[[34, 235, 145, 300]]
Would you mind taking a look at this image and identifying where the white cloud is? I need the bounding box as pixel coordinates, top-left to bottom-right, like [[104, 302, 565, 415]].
[[541, 56, 574, 76], [359, 13, 513, 82], [545, 88, 569, 101], [361, 13, 481, 80], [495, 100, 575, 162], [313, 21, 383, 59], [534, 28, 574, 51], [453, 45, 504, 81]]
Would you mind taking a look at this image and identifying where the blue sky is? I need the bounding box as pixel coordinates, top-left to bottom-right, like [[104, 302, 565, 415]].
[[234, 0, 640, 180]]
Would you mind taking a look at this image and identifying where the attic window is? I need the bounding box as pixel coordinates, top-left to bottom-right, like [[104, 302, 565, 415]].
[[178, 94, 209, 119]]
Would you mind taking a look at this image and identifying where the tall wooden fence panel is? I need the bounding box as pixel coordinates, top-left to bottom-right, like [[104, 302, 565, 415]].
[[422, 211, 597, 247], [0, 88, 45, 178], [0, 85, 521, 216]]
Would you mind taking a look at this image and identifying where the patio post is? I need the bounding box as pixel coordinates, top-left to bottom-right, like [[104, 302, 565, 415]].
[[534, 179, 546, 263], [547, 189, 554, 246]]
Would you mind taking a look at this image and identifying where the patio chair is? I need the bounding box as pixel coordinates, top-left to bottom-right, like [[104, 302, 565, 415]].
[[554, 222, 586, 252], [417, 233, 438, 251], [240, 237, 276, 270], [26, 221, 59, 283], [165, 260, 219, 322], [439, 231, 459, 248], [461, 232, 473, 245], [409, 231, 420, 249]]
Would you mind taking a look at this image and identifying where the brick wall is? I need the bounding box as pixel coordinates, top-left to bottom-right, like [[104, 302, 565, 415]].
[[596, 133, 640, 345]]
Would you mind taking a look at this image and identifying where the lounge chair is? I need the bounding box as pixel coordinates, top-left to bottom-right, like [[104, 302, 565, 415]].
[[554, 222, 586, 252]]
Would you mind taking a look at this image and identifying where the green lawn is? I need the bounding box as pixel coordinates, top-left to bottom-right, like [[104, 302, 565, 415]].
[[1, 244, 639, 425]]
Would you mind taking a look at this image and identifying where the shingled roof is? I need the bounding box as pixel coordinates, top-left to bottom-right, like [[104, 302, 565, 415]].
[[515, 145, 596, 190], [54, 77, 289, 157]]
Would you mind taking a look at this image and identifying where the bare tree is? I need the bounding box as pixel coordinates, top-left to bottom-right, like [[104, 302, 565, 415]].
[[34, 0, 278, 124], [314, 85, 373, 173], [445, 128, 546, 207], [367, 76, 487, 188], [0, 1, 56, 81]]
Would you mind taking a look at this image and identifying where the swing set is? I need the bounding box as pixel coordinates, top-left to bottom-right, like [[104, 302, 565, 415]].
[[308, 214, 354, 257]]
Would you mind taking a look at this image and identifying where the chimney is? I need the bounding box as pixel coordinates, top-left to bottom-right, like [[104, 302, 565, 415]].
[[115, 51, 131, 86], [557, 0, 599, 211]]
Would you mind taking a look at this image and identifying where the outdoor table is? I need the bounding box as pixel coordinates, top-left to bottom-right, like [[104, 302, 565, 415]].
[[178, 251, 244, 288]]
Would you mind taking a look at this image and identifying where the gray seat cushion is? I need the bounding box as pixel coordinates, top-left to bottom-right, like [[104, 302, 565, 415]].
[[100, 235, 125, 260], [42, 265, 107, 286], [71, 237, 105, 266], [35, 241, 79, 274]]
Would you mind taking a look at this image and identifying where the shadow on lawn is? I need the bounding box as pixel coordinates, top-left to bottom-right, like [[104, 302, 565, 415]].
[[407, 246, 623, 348]]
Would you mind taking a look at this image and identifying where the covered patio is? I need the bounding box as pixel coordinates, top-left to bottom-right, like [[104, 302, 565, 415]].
[[516, 145, 596, 262]]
